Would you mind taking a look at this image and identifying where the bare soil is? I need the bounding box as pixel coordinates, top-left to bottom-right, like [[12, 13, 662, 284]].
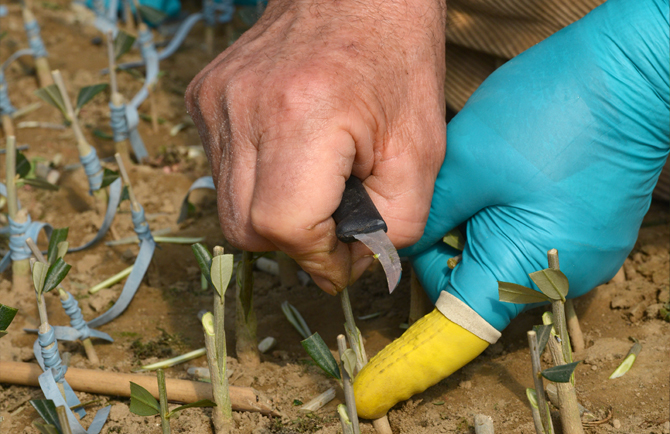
[[1, 2, 669, 433]]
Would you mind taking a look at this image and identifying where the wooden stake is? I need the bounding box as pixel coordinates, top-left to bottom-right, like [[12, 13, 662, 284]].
[[22, 7, 53, 87], [0, 361, 279, 415], [157, 369, 171, 434], [2, 115, 15, 138], [545, 335, 585, 434], [547, 250, 573, 365], [51, 71, 91, 158], [564, 300, 584, 354], [114, 153, 140, 212]]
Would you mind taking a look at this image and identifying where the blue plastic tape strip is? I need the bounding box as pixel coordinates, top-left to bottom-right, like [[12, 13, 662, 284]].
[[177, 176, 215, 223], [68, 177, 122, 253], [87, 205, 155, 327]]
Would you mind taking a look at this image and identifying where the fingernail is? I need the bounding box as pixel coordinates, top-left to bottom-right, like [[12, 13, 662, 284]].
[[350, 256, 375, 285], [312, 275, 338, 296]]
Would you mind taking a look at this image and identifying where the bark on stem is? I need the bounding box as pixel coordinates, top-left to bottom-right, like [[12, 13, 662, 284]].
[[337, 335, 360, 434], [528, 331, 554, 434], [564, 300, 584, 354], [51, 71, 91, 158], [547, 250, 572, 365], [546, 336, 584, 434], [157, 369, 171, 434]]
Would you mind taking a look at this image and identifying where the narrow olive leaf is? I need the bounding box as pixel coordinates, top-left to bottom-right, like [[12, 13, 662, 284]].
[[168, 399, 216, 418], [34, 84, 67, 117], [341, 348, 357, 379], [93, 129, 114, 140], [30, 399, 62, 432], [498, 281, 550, 304], [541, 361, 581, 383], [526, 388, 539, 409], [442, 227, 465, 251], [43, 258, 72, 294], [21, 177, 60, 191], [56, 242, 68, 261], [282, 301, 312, 339], [76, 84, 108, 111], [114, 31, 136, 60], [120, 185, 130, 202], [301, 333, 341, 380], [47, 228, 69, 266], [529, 268, 569, 302], [31, 421, 59, 434], [191, 243, 213, 282], [138, 4, 167, 26], [0, 304, 19, 331], [100, 168, 120, 189], [609, 339, 642, 379], [16, 150, 31, 178], [210, 254, 234, 298], [533, 324, 553, 355], [32, 261, 48, 294], [129, 382, 160, 416]]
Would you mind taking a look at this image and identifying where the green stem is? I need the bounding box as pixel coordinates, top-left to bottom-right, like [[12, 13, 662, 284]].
[[340, 288, 366, 373], [89, 265, 134, 294], [547, 250, 572, 365], [203, 313, 232, 433], [5, 136, 17, 219], [337, 335, 360, 434], [235, 251, 259, 365], [157, 369, 171, 434], [212, 247, 226, 385], [56, 406, 73, 434]]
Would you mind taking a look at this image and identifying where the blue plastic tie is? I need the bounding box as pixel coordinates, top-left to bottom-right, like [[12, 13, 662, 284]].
[[131, 205, 152, 241], [80, 147, 104, 193], [109, 102, 128, 142], [61, 293, 92, 340], [38, 326, 67, 382], [8, 215, 34, 261], [177, 176, 215, 223], [24, 19, 48, 59], [0, 72, 16, 116]]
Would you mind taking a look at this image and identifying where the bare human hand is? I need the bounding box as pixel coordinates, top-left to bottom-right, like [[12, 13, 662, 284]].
[[185, 0, 447, 295]]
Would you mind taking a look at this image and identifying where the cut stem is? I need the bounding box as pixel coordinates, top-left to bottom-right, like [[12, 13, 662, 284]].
[[235, 251, 260, 365], [114, 153, 140, 211], [157, 369, 171, 434], [545, 334, 584, 434], [337, 335, 360, 434], [2, 114, 15, 137], [340, 288, 366, 374], [547, 249, 572, 365], [55, 405, 73, 434], [528, 330, 553, 434], [89, 265, 134, 294], [203, 312, 232, 433]]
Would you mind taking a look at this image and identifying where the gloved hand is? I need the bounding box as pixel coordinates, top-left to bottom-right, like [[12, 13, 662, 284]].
[[355, 0, 669, 418]]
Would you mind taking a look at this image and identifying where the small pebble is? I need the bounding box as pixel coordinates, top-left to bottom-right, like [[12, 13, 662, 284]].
[[591, 365, 598, 371], [612, 419, 621, 429], [459, 380, 472, 390]]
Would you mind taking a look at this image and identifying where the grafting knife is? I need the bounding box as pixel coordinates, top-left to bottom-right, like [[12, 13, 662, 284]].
[[332, 176, 402, 293]]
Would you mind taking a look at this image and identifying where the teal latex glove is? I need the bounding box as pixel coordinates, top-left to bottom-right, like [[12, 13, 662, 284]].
[[403, 0, 669, 332]]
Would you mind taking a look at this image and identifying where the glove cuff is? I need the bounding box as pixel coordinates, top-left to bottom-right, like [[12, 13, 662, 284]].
[[435, 291, 501, 344]]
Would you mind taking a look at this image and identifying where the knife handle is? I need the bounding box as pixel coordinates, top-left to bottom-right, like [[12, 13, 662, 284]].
[[333, 176, 387, 243]]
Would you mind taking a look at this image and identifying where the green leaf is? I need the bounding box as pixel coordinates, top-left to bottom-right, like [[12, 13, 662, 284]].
[[341, 348, 357, 379], [57, 242, 68, 262], [525, 388, 538, 409], [498, 281, 550, 304], [301, 333, 341, 380], [609, 340, 642, 379], [442, 227, 465, 251], [43, 258, 72, 294], [0, 304, 18, 331], [129, 382, 160, 416], [138, 5, 167, 26], [76, 84, 108, 111], [529, 268, 569, 302], [191, 243, 212, 283], [533, 324, 553, 355], [34, 84, 67, 117], [30, 399, 61, 432], [101, 168, 120, 189], [114, 31, 136, 60], [93, 129, 114, 140], [282, 301, 312, 339], [32, 261, 48, 294], [47, 228, 69, 266], [541, 361, 581, 383], [32, 421, 60, 434], [168, 399, 216, 418], [120, 185, 130, 202], [0, 331, 6, 338], [22, 177, 60, 191], [210, 254, 234, 298], [16, 150, 31, 179]]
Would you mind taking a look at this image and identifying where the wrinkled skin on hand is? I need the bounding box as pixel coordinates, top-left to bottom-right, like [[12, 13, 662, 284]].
[[186, 0, 447, 294]]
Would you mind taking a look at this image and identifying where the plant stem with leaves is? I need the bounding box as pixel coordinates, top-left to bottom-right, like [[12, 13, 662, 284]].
[[5, 136, 32, 296], [547, 250, 573, 366], [236, 251, 260, 365], [337, 334, 360, 434], [528, 330, 554, 434]]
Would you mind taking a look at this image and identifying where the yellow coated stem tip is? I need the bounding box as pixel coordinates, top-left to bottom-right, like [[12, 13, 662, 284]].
[[353, 308, 489, 419]]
